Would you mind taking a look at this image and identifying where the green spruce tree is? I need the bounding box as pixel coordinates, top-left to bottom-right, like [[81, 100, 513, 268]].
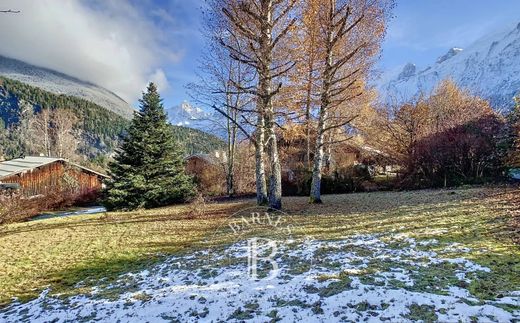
[[103, 83, 195, 210]]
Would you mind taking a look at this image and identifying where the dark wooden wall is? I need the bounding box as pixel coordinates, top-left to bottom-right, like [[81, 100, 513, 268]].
[[1, 161, 104, 197]]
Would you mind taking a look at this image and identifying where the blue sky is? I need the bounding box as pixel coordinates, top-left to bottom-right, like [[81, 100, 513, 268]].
[[4, 0, 520, 107], [381, 0, 520, 69], [155, 0, 520, 109], [3, 0, 519, 109], [142, 0, 205, 108]]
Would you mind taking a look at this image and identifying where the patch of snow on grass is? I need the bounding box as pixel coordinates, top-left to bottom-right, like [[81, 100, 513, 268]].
[[1, 235, 518, 322]]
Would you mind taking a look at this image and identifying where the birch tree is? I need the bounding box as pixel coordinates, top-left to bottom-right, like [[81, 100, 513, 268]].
[[28, 108, 52, 157], [27, 108, 81, 159], [308, 0, 391, 203], [51, 109, 81, 159], [211, 0, 298, 209], [188, 13, 253, 197]]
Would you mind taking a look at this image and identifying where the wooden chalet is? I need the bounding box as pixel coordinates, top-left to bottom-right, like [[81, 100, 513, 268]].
[[0, 156, 108, 197]]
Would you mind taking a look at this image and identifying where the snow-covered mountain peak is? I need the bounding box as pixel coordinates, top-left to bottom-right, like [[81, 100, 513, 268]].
[[397, 63, 416, 80], [378, 22, 520, 110], [436, 47, 463, 64], [166, 101, 211, 126], [180, 101, 206, 117]]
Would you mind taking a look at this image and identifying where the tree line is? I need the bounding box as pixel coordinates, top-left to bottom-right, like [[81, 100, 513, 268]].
[[360, 80, 519, 188], [190, 0, 393, 209], [189, 0, 519, 208], [0, 77, 225, 168]]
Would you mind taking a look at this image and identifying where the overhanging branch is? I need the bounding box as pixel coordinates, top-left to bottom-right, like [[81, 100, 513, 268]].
[[213, 105, 254, 143]]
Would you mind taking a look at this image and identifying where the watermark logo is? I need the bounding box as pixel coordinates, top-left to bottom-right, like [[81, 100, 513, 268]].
[[227, 210, 293, 236], [247, 237, 278, 280], [205, 206, 296, 282]]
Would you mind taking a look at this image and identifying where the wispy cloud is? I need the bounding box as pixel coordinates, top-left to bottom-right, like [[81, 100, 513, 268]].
[[0, 0, 180, 102]]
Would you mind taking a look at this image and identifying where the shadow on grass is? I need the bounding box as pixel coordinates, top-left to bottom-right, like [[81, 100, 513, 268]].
[[284, 187, 486, 216], [0, 227, 225, 307], [0, 203, 249, 239], [11, 254, 166, 305], [1, 186, 518, 307]]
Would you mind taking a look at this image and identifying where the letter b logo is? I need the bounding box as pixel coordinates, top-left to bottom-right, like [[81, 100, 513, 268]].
[[247, 238, 279, 280]]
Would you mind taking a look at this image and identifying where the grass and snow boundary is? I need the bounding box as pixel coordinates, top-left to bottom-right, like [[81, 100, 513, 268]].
[[2, 233, 519, 322]]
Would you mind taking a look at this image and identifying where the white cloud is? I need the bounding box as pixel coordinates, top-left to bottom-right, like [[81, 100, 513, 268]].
[[0, 0, 176, 102], [149, 69, 169, 92]]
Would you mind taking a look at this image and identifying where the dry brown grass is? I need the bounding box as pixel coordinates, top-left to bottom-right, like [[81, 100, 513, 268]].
[[0, 185, 518, 306]]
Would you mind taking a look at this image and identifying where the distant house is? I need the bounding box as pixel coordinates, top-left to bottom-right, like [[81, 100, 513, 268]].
[[185, 154, 219, 175], [185, 152, 226, 195], [0, 156, 108, 198]]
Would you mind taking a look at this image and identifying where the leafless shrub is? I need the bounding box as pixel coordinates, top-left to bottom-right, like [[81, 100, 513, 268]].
[[186, 192, 207, 219], [0, 188, 100, 225]]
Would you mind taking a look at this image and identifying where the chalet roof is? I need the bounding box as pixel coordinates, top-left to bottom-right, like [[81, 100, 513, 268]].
[[0, 156, 109, 180], [185, 153, 217, 164]]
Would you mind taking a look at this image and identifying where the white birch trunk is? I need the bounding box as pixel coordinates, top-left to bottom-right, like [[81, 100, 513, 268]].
[[309, 110, 327, 203], [225, 91, 237, 197], [266, 110, 282, 210], [264, 0, 282, 210], [310, 0, 336, 204], [255, 113, 268, 205]]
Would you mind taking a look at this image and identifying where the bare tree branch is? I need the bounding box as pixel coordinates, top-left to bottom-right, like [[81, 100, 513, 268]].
[[213, 105, 254, 143], [321, 136, 354, 147], [322, 115, 360, 133]]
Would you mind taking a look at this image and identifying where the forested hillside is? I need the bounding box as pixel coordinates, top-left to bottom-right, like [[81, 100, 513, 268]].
[[0, 76, 129, 135], [0, 77, 224, 168], [0, 55, 135, 118], [0, 76, 129, 164], [171, 125, 225, 155]]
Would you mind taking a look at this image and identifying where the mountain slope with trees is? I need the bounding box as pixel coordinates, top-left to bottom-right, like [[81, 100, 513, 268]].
[[0, 76, 225, 168], [171, 125, 225, 156], [0, 55, 135, 118], [0, 76, 128, 164]]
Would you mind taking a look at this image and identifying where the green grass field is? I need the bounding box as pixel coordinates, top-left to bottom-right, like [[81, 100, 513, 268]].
[[0, 186, 518, 308]]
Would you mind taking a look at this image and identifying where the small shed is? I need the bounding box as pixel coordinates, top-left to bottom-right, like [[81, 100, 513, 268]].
[[0, 156, 108, 197]]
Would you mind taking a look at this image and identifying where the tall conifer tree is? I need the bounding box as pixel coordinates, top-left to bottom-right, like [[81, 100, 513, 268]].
[[103, 83, 195, 210]]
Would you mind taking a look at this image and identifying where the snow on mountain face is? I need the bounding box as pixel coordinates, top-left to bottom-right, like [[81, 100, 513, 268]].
[[397, 63, 416, 80], [379, 22, 520, 110], [0, 55, 135, 119], [166, 101, 215, 126], [436, 47, 463, 64], [166, 102, 230, 137]]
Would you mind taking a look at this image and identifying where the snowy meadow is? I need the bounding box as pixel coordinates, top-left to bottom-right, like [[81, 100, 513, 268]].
[[0, 187, 519, 322]]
